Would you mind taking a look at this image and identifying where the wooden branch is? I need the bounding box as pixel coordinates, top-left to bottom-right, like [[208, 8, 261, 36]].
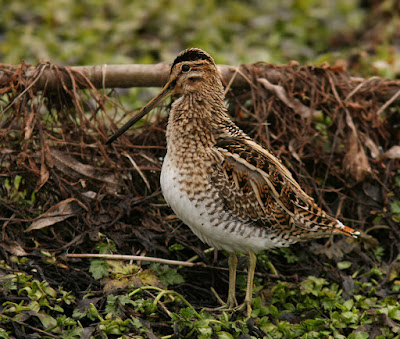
[[66, 253, 203, 267], [0, 63, 254, 90], [1, 62, 400, 105]]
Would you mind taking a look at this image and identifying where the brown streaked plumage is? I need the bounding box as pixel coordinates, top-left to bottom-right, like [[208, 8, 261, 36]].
[[106, 48, 359, 317]]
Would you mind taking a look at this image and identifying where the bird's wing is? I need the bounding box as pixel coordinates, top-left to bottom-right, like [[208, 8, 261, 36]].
[[210, 136, 358, 239]]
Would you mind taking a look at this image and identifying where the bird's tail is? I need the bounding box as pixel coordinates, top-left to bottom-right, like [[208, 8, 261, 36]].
[[332, 220, 360, 238]]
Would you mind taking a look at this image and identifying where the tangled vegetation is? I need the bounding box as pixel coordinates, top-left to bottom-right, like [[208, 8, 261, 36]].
[[1, 1, 400, 338]]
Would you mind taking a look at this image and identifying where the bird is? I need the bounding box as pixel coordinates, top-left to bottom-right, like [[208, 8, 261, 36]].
[[106, 48, 359, 317]]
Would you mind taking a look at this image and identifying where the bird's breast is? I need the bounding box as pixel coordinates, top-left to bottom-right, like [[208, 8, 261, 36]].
[[160, 150, 285, 253], [160, 151, 218, 243]]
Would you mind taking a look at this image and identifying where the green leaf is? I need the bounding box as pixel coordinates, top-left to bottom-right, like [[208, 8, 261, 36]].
[[388, 306, 400, 321], [60, 327, 84, 339], [343, 299, 354, 311], [279, 248, 300, 264], [149, 264, 185, 287], [89, 259, 109, 280], [266, 304, 280, 318], [43, 285, 57, 298], [180, 307, 197, 319], [132, 298, 157, 314], [130, 316, 143, 329], [0, 327, 10, 339], [337, 261, 352, 270], [341, 311, 358, 324], [105, 295, 120, 315], [110, 262, 140, 275], [56, 315, 76, 327], [301, 276, 327, 296], [28, 301, 41, 312], [36, 312, 58, 332], [169, 243, 184, 252], [391, 200, 400, 215], [53, 304, 64, 313], [96, 239, 117, 254], [348, 332, 369, 339], [72, 307, 87, 319], [217, 331, 234, 339], [14, 175, 22, 191], [87, 303, 102, 321], [118, 294, 133, 306], [373, 246, 385, 262]]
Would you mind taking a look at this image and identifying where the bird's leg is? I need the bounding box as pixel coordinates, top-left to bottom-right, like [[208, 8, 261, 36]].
[[243, 251, 257, 317], [207, 252, 238, 311], [226, 252, 238, 308], [208, 251, 255, 315]]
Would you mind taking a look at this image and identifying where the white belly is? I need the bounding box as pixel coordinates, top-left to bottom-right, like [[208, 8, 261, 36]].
[[160, 153, 287, 253]]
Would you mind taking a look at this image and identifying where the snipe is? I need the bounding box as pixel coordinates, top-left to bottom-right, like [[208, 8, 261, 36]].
[[106, 48, 359, 317]]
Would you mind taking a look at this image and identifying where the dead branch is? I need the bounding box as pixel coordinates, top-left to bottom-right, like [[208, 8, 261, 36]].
[[0, 63, 253, 90], [66, 253, 203, 267], [258, 77, 321, 118], [2, 62, 399, 98]]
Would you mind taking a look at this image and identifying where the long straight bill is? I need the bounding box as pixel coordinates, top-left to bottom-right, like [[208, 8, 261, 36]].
[[105, 82, 174, 145]]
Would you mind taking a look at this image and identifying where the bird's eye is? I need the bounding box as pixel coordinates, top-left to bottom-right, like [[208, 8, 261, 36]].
[[181, 64, 190, 72]]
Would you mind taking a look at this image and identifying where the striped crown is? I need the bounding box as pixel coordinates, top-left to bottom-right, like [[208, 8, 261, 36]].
[[171, 48, 215, 72]]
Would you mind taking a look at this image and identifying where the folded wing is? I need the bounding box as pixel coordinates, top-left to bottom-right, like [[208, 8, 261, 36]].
[[211, 136, 359, 240]]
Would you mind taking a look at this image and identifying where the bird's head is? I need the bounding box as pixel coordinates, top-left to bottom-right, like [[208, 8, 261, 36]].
[[106, 48, 219, 144], [168, 48, 218, 95]]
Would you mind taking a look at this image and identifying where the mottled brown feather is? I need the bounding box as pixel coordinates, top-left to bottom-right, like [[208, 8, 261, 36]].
[[212, 136, 358, 239]]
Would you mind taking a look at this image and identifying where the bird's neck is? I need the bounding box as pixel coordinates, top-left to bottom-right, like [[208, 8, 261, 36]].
[[166, 92, 229, 150]]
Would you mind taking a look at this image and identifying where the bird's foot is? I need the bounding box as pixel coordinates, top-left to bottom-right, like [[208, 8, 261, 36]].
[[206, 287, 252, 317], [208, 287, 238, 308], [204, 302, 252, 318], [235, 301, 252, 318]]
